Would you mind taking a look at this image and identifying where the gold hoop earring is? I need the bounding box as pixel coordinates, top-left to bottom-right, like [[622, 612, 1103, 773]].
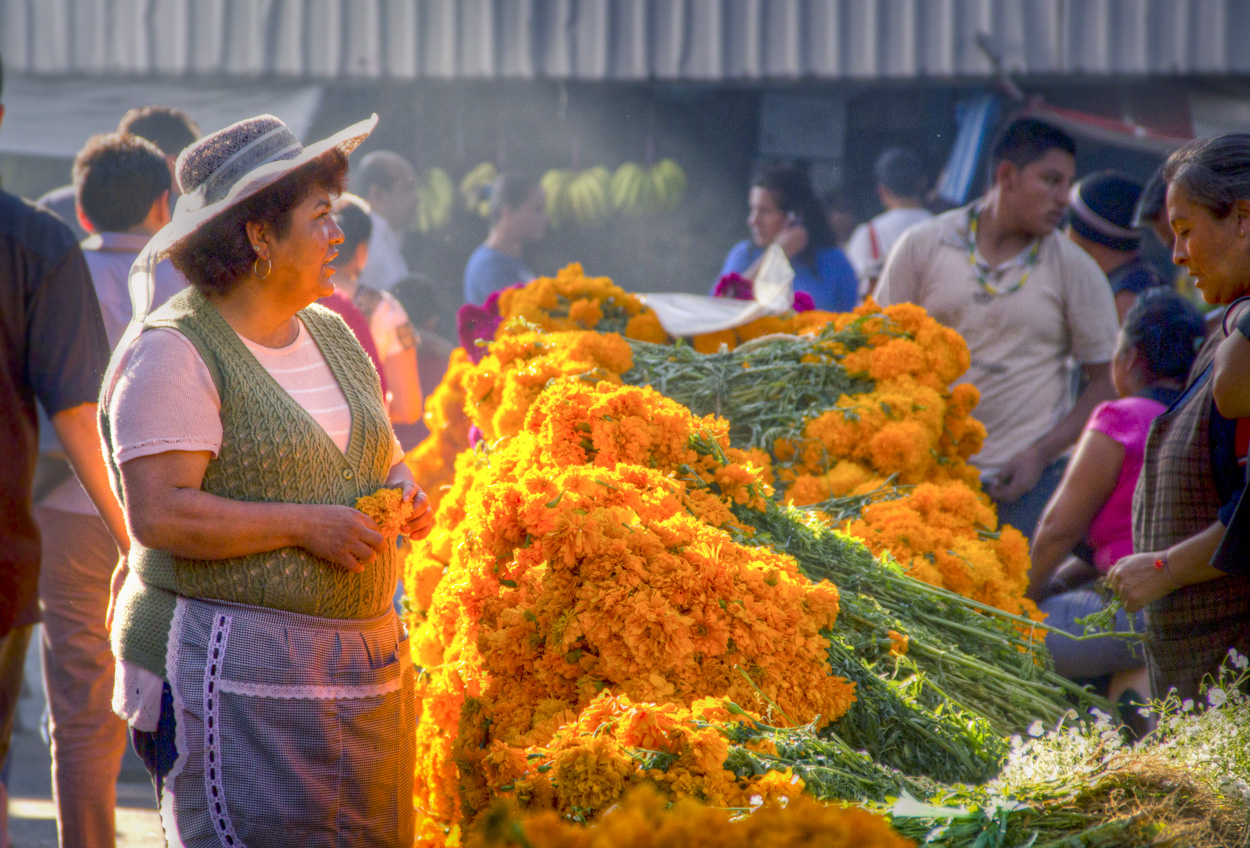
[[252, 256, 272, 280]]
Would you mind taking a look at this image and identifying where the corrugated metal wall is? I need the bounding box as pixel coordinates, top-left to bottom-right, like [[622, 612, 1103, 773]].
[[4, 0, 1249, 82]]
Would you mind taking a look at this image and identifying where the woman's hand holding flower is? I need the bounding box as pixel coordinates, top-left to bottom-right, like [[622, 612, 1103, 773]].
[[397, 481, 435, 541], [299, 505, 385, 573], [1107, 551, 1179, 613]]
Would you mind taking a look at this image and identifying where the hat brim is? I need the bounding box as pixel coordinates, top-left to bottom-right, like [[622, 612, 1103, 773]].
[[146, 113, 378, 260]]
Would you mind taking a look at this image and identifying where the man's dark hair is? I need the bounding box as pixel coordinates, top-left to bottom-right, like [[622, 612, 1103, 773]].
[[354, 151, 413, 196], [989, 118, 1076, 181], [169, 151, 348, 296], [1122, 287, 1206, 380], [875, 147, 927, 199], [117, 106, 201, 157], [72, 133, 170, 233], [331, 193, 373, 262], [489, 172, 541, 224]]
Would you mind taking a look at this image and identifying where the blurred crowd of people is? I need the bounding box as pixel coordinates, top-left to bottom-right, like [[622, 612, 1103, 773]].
[[3, 40, 1250, 848]]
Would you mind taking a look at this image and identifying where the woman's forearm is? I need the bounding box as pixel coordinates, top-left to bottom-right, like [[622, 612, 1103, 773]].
[[1163, 521, 1229, 587], [1028, 522, 1087, 598], [129, 486, 309, 559]]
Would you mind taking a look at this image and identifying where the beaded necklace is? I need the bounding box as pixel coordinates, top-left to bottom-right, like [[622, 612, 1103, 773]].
[[967, 205, 1041, 298]]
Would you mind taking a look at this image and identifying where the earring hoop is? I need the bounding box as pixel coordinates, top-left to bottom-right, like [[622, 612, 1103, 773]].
[[252, 256, 272, 280]]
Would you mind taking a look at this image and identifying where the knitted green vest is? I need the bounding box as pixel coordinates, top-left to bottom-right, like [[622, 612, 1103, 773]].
[[104, 288, 398, 679]]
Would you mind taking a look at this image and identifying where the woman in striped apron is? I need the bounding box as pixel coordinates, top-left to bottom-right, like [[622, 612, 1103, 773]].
[[102, 113, 432, 846]]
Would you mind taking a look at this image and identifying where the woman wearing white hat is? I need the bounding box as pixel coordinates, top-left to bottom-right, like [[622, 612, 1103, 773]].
[[101, 113, 430, 846]]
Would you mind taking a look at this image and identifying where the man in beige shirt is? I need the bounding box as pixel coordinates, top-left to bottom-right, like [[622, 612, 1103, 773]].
[[876, 118, 1119, 540]]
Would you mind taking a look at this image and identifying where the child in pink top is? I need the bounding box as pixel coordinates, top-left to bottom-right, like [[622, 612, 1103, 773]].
[[1083, 396, 1171, 572], [1029, 289, 1205, 724]]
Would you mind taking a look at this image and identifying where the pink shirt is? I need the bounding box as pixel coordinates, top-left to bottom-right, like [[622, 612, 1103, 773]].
[[1085, 396, 1169, 571]]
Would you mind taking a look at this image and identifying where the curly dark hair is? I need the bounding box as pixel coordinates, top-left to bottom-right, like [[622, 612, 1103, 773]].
[[169, 150, 349, 296]]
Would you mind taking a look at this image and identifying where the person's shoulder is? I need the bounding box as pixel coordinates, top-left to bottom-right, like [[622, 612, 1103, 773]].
[[1088, 395, 1163, 439], [0, 189, 82, 266], [896, 206, 958, 249], [1109, 260, 1164, 295], [1046, 230, 1106, 278], [465, 243, 498, 272]]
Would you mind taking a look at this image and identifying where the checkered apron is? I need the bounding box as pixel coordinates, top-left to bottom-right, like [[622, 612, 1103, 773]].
[[158, 597, 415, 847], [1133, 333, 1250, 703]]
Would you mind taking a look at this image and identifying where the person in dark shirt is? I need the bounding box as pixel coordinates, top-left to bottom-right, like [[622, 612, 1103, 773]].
[[1066, 171, 1166, 323], [0, 53, 129, 846]]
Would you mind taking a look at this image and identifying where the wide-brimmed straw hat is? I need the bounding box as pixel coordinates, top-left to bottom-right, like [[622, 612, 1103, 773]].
[[153, 112, 377, 261], [120, 113, 377, 351]]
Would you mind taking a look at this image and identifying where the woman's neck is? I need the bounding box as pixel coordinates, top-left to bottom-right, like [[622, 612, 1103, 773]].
[[209, 283, 301, 348], [1133, 375, 1185, 398], [485, 226, 523, 258]]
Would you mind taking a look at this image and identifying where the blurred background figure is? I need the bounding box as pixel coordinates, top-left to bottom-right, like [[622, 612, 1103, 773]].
[[33, 130, 184, 848], [844, 146, 933, 299], [1029, 289, 1205, 736], [393, 272, 456, 410], [715, 165, 857, 313], [0, 55, 129, 848], [1066, 171, 1166, 323], [353, 150, 418, 291], [37, 106, 200, 241], [463, 171, 545, 307], [822, 187, 860, 247], [1133, 167, 1172, 252], [329, 194, 424, 442]]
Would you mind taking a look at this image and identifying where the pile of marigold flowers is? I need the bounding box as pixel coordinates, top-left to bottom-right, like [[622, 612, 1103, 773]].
[[401, 266, 1116, 846]]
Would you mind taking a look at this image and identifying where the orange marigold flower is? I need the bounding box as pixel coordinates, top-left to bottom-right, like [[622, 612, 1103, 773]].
[[354, 486, 414, 538]]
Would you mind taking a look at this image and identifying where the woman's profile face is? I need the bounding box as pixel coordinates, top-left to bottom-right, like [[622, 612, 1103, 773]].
[[266, 186, 345, 305], [1168, 183, 1250, 305], [747, 186, 787, 247]]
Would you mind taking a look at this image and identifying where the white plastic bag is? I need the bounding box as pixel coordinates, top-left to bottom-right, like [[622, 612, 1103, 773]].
[[639, 244, 795, 338]]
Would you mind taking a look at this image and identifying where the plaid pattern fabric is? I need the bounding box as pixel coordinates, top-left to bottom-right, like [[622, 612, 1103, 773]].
[[1133, 333, 1250, 702], [160, 597, 415, 847]]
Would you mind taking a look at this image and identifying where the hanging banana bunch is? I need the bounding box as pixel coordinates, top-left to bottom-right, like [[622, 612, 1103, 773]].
[[414, 166, 454, 233], [541, 159, 687, 227], [459, 162, 498, 219]]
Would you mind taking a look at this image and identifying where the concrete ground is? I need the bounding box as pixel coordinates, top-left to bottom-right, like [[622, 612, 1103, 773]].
[[6, 626, 163, 848]]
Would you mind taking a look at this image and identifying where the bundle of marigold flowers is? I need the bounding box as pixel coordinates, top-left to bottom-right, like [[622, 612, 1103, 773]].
[[464, 783, 916, 848], [407, 380, 862, 829], [620, 300, 1036, 620]]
